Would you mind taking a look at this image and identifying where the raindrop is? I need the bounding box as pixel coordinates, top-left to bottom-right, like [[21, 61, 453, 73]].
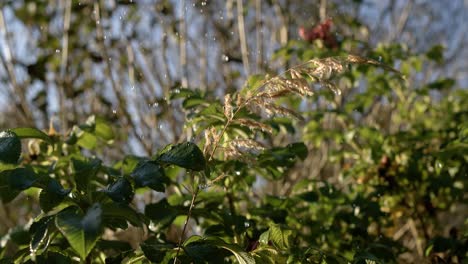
[[378, 56, 382, 62], [436, 161, 443, 169], [221, 54, 229, 62], [201, 1, 207, 6], [244, 222, 250, 228], [96, 20, 100, 25], [55, 49, 60, 53], [112, 109, 117, 114], [235, 171, 241, 175]]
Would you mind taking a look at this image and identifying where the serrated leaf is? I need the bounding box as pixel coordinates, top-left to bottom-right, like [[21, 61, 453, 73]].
[[0, 130, 21, 164], [269, 224, 292, 249], [157, 142, 206, 171], [10, 127, 52, 143], [103, 178, 134, 204], [131, 160, 169, 192], [55, 204, 103, 259]]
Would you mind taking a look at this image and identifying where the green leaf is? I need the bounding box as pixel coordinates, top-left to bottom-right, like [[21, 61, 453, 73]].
[[157, 142, 206, 171], [29, 216, 54, 255], [101, 202, 143, 227], [55, 204, 103, 259], [103, 178, 134, 204], [131, 160, 169, 192], [39, 178, 71, 212], [425, 45, 444, 64], [10, 127, 52, 144], [145, 198, 179, 227], [186, 237, 255, 264], [287, 142, 308, 160], [77, 132, 97, 149], [9, 226, 30, 245], [260, 224, 293, 250], [72, 158, 101, 192], [0, 130, 21, 164], [427, 78, 455, 91], [0, 167, 37, 202], [241, 74, 266, 96], [140, 237, 174, 263], [297, 191, 319, 202], [94, 117, 115, 141]]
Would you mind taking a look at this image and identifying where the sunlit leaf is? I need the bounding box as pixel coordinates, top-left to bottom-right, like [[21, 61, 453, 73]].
[[11, 127, 52, 144], [55, 204, 103, 259]]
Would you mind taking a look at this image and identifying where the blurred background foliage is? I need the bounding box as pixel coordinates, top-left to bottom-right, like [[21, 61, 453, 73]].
[[0, 0, 467, 263]]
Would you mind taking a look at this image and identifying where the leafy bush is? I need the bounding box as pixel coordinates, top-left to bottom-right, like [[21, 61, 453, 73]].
[[1, 46, 467, 264]]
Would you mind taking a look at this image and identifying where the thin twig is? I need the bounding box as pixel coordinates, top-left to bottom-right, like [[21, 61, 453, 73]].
[[179, 0, 188, 88], [255, 0, 263, 72], [236, 0, 250, 75], [58, 0, 72, 134], [0, 9, 33, 123], [173, 173, 198, 264], [93, 1, 152, 155]]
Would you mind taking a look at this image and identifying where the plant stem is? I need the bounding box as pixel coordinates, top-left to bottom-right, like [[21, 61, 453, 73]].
[[173, 182, 199, 264]]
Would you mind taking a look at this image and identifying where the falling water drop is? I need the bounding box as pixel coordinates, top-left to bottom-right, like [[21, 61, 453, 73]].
[[378, 56, 382, 62], [112, 109, 117, 114], [55, 49, 60, 53], [221, 54, 229, 62]]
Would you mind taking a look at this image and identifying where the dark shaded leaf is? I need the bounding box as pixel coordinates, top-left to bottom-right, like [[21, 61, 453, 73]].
[[157, 142, 206, 171], [39, 178, 71, 212], [72, 158, 101, 192], [0, 167, 37, 202], [131, 160, 169, 192], [103, 178, 134, 204], [0, 130, 21, 164], [101, 202, 143, 227], [30, 216, 55, 255], [145, 198, 179, 227], [141, 237, 174, 263]]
